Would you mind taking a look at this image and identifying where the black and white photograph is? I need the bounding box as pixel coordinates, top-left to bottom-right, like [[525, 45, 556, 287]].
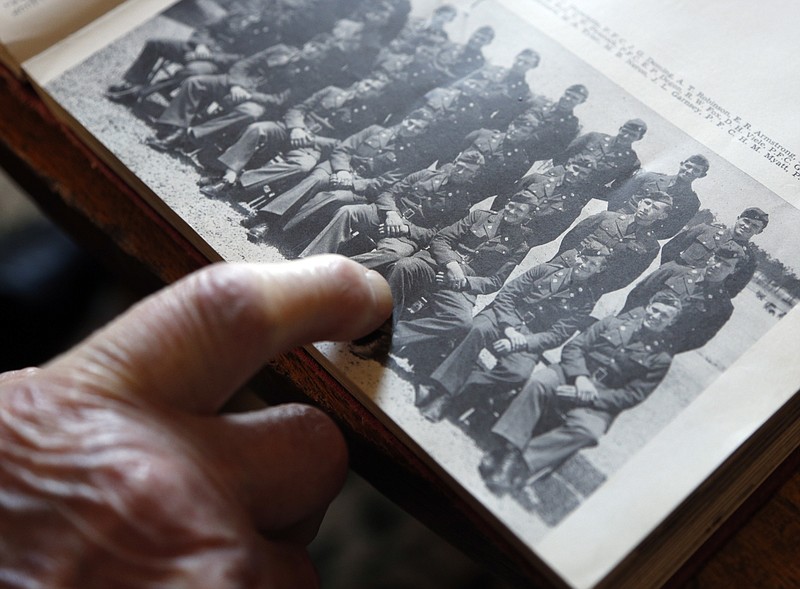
[[34, 0, 800, 562]]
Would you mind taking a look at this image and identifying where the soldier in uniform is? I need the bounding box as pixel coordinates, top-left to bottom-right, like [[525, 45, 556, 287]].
[[660, 207, 768, 297], [412, 48, 542, 162], [606, 154, 710, 240], [388, 194, 535, 325], [236, 109, 435, 239], [322, 111, 545, 271], [410, 255, 606, 422], [552, 192, 673, 294], [490, 155, 595, 246], [145, 20, 375, 151], [298, 150, 485, 260], [479, 292, 682, 499], [621, 247, 741, 353], [107, 0, 361, 102], [552, 118, 647, 199], [190, 76, 392, 192], [378, 3, 456, 57], [451, 111, 547, 203]]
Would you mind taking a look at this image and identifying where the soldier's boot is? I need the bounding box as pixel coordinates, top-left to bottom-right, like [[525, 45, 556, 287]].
[[482, 447, 529, 497]]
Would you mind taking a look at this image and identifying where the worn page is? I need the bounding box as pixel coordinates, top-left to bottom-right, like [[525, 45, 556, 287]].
[[23, 0, 800, 587], [0, 0, 129, 75]]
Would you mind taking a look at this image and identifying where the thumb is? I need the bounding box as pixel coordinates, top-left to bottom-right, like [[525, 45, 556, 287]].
[[46, 255, 392, 413]]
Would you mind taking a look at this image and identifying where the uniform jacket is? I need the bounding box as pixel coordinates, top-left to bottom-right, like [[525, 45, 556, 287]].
[[525, 104, 582, 162], [373, 166, 473, 243], [560, 308, 673, 413], [428, 210, 530, 294], [660, 223, 756, 297], [488, 263, 598, 353], [606, 170, 700, 239], [554, 131, 641, 195], [622, 262, 733, 353], [453, 65, 536, 129], [461, 129, 533, 198], [556, 211, 661, 293], [284, 85, 386, 139], [495, 166, 592, 244]]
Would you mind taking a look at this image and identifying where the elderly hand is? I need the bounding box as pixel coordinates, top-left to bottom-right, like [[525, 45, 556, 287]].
[[0, 256, 392, 588]]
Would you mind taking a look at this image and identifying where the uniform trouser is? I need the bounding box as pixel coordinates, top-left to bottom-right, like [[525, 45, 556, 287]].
[[491, 366, 614, 475], [239, 148, 322, 192], [217, 121, 289, 172], [123, 38, 191, 84], [430, 310, 539, 396], [386, 250, 438, 319], [300, 203, 381, 257], [190, 100, 270, 143], [392, 290, 478, 372], [158, 74, 231, 129], [260, 161, 333, 216], [350, 236, 421, 273], [280, 191, 367, 252]]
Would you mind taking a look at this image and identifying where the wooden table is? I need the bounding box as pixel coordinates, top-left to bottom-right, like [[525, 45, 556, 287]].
[[1, 65, 797, 588]]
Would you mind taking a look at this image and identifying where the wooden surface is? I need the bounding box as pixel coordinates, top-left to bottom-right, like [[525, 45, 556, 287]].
[[1, 66, 797, 588]]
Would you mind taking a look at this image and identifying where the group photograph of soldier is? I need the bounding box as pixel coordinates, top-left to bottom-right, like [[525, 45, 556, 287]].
[[45, 0, 800, 539]]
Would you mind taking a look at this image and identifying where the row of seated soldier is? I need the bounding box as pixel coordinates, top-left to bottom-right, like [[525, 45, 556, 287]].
[[105, 0, 771, 512]]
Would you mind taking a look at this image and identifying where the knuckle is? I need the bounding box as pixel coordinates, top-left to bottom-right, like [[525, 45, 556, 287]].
[[185, 264, 273, 338]]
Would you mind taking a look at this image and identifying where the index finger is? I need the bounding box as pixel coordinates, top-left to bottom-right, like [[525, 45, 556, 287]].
[[46, 256, 392, 414]]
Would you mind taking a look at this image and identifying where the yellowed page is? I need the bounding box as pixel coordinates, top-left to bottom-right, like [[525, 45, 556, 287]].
[[0, 0, 129, 75]]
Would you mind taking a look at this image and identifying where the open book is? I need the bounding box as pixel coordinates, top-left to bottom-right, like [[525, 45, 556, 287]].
[[11, 0, 800, 586]]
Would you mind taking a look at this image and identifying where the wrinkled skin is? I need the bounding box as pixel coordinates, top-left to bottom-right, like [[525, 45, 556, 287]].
[[0, 256, 393, 589]]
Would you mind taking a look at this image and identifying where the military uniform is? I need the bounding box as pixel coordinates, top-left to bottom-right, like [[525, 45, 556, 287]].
[[660, 223, 755, 297], [553, 131, 640, 197], [389, 208, 531, 328], [456, 65, 537, 129], [215, 82, 389, 177], [522, 103, 582, 164], [299, 164, 474, 262], [459, 128, 534, 199], [606, 171, 700, 239], [114, 4, 287, 90], [622, 262, 734, 353], [260, 122, 430, 220], [424, 263, 597, 399], [553, 211, 661, 293], [378, 12, 450, 56], [491, 307, 673, 477], [491, 166, 591, 243]]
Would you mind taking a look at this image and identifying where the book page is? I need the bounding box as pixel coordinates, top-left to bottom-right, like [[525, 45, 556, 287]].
[[0, 0, 128, 73], [23, 0, 800, 587]]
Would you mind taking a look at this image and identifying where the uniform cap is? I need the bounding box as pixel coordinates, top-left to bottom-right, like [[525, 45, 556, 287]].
[[684, 154, 710, 174], [646, 190, 673, 208], [471, 25, 495, 42], [565, 84, 589, 100], [516, 48, 541, 64], [621, 118, 647, 136], [648, 290, 683, 312], [509, 191, 537, 207], [739, 207, 769, 228]]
